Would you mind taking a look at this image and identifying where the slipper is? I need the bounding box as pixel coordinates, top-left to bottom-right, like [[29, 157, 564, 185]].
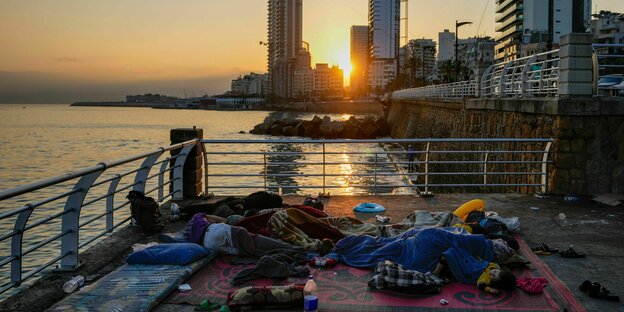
[[532, 249, 551, 256], [197, 299, 221, 311], [560, 248, 585, 258]]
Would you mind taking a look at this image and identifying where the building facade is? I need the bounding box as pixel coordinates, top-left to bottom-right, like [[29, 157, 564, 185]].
[[350, 25, 369, 97], [591, 11, 624, 44], [368, 0, 400, 91], [231, 73, 268, 96], [400, 39, 437, 86], [457, 37, 498, 80], [267, 0, 303, 99], [438, 29, 455, 62], [495, 0, 592, 62]]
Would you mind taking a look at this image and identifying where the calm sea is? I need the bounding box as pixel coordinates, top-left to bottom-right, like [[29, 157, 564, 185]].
[[0, 104, 399, 298]]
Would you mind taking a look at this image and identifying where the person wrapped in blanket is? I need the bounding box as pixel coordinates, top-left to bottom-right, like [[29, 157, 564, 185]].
[[183, 213, 302, 256], [334, 227, 516, 294]]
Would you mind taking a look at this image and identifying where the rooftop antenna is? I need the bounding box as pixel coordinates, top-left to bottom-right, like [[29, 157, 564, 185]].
[[400, 0, 409, 45]]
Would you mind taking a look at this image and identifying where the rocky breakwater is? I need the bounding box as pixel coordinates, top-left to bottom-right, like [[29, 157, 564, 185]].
[[250, 115, 390, 139]]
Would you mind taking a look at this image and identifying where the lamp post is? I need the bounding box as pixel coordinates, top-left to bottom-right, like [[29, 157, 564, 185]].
[[455, 20, 472, 81]]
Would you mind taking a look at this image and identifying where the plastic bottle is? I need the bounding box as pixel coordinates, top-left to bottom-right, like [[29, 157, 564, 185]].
[[303, 275, 318, 312], [63, 275, 85, 293]]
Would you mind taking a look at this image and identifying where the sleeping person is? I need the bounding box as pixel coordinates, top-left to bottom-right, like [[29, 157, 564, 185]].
[[184, 213, 302, 257], [334, 227, 516, 294]]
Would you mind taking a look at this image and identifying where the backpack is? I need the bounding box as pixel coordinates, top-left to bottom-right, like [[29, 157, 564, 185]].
[[127, 191, 164, 234]]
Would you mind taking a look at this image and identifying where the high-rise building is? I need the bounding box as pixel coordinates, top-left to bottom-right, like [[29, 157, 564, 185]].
[[400, 39, 436, 86], [495, 0, 592, 62], [231, 73, 268, 96], [438, 29, 455, 62], [350, 25, 369, 97], [267, 0, 303, 98], [368, 0, 400, 92]]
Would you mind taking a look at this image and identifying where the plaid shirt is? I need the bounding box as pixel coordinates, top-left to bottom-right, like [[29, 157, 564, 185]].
[[368, 260, 447, 290]]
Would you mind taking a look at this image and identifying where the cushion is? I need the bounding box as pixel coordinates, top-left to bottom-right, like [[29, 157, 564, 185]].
[[227, 285, 304, 311], [126, 243, 211, 265], [353, 202, 386, 213]]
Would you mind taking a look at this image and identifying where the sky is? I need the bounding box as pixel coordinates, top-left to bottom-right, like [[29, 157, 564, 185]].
[[0, 0, 622, 103]]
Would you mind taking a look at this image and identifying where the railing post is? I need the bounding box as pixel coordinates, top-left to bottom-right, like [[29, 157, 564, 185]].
[[322, 143, 326, 196], [480, 64, 494, 97], [106, 174, 121, 233], [521, 55, 538, 97], [374, 153, 378, 195], [541, 141, 553, 195], [11, 205, 34, 287], [483, 152, 489, 191], [499, 61, 513, 97], [263, 153, 268, 191], [172, 144, 197, 200], [60, 169, 104, 270], [132, 150, 164, 195], [424, 142, 431, 194], [157, 160, 169, 202]]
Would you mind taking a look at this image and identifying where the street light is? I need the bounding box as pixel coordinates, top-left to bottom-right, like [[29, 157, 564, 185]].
[[455, 20, 472, 81]]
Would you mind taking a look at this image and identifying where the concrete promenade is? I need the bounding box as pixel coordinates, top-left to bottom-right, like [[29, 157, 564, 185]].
[[2, 193, 622, 311]]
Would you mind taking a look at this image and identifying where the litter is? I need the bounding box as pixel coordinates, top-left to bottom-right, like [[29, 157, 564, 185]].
[[178, 284, 192, 292]]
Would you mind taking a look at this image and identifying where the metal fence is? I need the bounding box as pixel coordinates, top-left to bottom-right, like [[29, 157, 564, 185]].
[[593, 43, 624, 96], [0, 139, 196, 295], [392, 81, 477, 99], [200, 138, 553, 196], [480, 49, 560, 98]]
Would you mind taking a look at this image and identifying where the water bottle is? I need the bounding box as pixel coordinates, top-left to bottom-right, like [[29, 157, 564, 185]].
[[63, 275, 85, 293], [303, 275, 318, 312]]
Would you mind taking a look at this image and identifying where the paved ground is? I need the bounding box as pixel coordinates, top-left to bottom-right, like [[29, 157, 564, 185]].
[[153, 193, 624, 312]]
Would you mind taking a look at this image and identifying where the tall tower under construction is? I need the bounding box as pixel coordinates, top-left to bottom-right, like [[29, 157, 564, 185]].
[[267, 0, 303, 99]]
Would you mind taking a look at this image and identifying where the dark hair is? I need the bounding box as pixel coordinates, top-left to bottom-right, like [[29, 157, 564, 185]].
[[491, 269, 516, 291]]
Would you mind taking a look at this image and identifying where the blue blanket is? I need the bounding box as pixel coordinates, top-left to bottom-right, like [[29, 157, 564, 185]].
[[334, 227, 493, 274]]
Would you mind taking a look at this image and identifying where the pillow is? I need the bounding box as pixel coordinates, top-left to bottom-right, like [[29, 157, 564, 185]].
[[126, 243, 211, 265], [227, 285, 304, 311]]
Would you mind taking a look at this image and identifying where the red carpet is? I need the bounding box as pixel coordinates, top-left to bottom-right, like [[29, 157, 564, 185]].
[[165, 236, 585, 311]]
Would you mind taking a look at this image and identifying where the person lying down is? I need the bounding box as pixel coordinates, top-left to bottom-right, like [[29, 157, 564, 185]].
[[183, 213, 302, 256]]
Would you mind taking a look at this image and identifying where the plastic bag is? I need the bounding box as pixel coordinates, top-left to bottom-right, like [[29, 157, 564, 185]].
[[486, 211, 520, 233]]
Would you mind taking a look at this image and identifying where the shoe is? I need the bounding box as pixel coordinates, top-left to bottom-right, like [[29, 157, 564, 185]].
[[560, 248, 585, 258], [198, 299, 221, 311], [579, 280, 591, 293]]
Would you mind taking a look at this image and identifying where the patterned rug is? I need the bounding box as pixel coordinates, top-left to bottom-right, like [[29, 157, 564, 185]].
[[165, 237, 585, 311]]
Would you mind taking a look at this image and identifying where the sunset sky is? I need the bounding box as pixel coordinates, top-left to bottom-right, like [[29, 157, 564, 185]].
[[0, 0, 622, 103]]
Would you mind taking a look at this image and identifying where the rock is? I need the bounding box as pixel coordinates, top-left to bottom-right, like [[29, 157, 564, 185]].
[[359, 117, 380, 138], [282, 125, 297, 136], [239, 131, 245, 134], [270, 124, 282, 136]]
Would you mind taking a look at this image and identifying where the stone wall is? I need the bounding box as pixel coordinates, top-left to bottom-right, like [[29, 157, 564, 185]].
[[387, 97, 624, 195]]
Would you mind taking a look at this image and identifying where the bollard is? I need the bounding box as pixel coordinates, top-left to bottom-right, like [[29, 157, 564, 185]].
[[170, 127, 203, 198]]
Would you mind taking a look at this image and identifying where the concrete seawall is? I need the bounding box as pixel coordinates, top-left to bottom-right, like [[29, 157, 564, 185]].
[[264, 100, 384, 115], [386, 96, 624, 196]]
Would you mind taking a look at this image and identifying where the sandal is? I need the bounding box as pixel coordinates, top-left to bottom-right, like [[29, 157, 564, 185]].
[[579, 280, 591, 293], [560, 248, 585, 258], [531, 243, 559, 253], [588, 282, 620, 302]]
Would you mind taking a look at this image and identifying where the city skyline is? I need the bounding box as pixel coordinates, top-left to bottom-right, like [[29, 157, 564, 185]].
[[0, 0, 622, 103]]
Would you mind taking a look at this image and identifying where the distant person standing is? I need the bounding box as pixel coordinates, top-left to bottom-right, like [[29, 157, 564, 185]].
[[407, 145, 416, 173]]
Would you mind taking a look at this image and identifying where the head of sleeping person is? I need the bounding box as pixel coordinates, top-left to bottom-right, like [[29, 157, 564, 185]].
[[488, 268, 517, 291]]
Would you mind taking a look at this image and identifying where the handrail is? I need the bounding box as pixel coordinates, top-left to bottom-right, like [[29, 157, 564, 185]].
[[0, 139, 198, 295], [200, 138, 553, 196]]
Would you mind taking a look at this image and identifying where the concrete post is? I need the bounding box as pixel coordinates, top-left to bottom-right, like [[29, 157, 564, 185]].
[[170, 127, 203, 198], [558, 33, 594, 97]]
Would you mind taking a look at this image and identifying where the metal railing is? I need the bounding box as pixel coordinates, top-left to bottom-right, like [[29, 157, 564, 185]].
[[392, 81, 477, 99], [0, 139, 197, 295], [200, 138, 553, 196], [593, 43, 624, 96], [481, 49, 560, 97]]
